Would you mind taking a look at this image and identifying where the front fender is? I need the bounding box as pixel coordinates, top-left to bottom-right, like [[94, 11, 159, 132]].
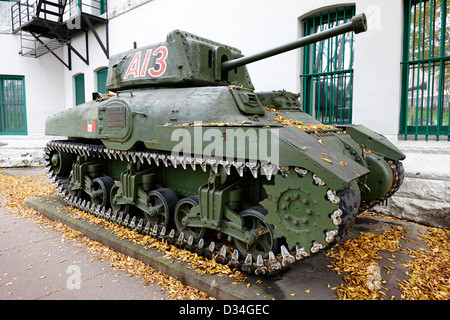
[[338, 125, 405, 161]]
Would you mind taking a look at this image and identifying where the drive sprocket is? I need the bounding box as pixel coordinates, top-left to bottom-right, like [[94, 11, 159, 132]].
[[260, 168, 340, 254]]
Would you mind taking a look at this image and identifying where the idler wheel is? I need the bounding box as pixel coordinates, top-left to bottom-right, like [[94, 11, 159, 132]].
[[145, 188, 178, 228], [360, 154, 394, 202], [174, 196, 206, 241], [233, 206, 276, 260], [49, 151, 73, 176]]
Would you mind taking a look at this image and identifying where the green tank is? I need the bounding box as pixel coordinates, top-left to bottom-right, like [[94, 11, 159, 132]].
[[44, 14, 405, 275]]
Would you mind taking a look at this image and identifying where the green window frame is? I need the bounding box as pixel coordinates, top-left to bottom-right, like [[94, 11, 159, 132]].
[[96, 68, 108, 94], [99, 0, 106, 14], [400, 0, 449, 141], [0, 75, 27, 135], [301, 6, 356, 125], [74, 74, 85, 106]]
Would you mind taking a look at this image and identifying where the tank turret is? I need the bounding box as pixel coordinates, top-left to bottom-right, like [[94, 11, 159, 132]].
[[106, 14, 367, 91], [105, 29, 254, 91], [44, 13, 406, 276]]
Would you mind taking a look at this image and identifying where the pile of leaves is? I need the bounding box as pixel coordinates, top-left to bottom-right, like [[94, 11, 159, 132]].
[[325, 212, 450, 300], [264, 107, 337, 131], [397, 227, 450, 299], [325, 224, 406, 299], [164, 121, 253, 127], [0, 172, 214, 300]]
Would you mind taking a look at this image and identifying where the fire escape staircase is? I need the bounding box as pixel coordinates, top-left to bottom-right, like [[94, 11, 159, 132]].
[[11, 0, 109, 70]]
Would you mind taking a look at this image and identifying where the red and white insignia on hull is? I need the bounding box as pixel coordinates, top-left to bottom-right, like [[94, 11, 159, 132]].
[[83, 120, 96, 133]]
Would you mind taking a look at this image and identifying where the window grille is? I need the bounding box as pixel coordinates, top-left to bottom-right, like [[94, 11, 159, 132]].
[[74, 74, 85, 106], [400, 0, 449, 140], [301, 6, 356, 125], [0, 75, 27, 135], [97, 68, 108, 94]]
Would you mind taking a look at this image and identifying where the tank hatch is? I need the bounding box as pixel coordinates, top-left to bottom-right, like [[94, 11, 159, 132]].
[[105, 30, 254, 92]]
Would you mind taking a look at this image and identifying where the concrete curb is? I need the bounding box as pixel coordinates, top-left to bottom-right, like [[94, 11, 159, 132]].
[[24, 195, 274, 300]]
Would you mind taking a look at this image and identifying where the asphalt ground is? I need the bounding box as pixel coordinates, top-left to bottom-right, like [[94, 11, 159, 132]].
[[0, 167, 447, 305], [0, 204, 172, 300]]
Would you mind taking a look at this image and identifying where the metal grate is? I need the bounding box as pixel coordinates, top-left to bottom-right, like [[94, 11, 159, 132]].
[[19, 31, 67, 58], [301, 6, 355, 125], [400, 0, 450, 141]]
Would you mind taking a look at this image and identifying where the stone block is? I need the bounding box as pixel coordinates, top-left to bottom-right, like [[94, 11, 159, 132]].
[[373, 196, 450, 229], [394, 177, 448, 202]]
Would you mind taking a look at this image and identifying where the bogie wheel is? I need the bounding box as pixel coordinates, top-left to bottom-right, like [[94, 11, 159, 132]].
[[146, 188, 178, 228], [91, 177, 114, 208], [174, 196, 206, 241], [233, 206, 276, 260], [110, 182, 130, 214]]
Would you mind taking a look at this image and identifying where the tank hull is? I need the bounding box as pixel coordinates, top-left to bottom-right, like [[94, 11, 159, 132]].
[[45, 87, 404, 275]]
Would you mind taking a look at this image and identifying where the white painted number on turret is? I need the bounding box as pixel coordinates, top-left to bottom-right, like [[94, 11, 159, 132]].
[[123, 46, 168, 79]]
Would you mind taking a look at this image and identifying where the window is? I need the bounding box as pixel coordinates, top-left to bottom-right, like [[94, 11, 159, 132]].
[[74, 74, 85, 106], [0, 1, 16, 28], [0, 75, 27, 135], [99, 0, 106, 15], [400, 0, 449, 140], [301, 6, 356, 125], [96, 68, 108, 94]]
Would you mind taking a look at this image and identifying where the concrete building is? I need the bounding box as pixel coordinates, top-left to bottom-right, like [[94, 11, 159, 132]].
[[0, 0, 448, 228]]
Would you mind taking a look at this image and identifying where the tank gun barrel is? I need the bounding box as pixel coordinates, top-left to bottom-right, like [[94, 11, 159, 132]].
[[221, 13, 367, 73]]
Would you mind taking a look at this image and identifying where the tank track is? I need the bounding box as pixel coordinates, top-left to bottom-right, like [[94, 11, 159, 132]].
[[44, 140, 362, 276]]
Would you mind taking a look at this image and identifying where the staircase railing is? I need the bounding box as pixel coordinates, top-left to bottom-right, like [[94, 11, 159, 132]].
[[11, 0, 107, 33]]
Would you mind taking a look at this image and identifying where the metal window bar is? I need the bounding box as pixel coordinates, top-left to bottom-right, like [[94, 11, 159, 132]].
[[400, 0, 449, 141], [0, 76, 27, 135], [301, 6, 355, 125]]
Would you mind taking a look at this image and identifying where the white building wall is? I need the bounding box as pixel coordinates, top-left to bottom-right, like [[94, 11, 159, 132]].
[[0, 34, 65, 136], [0, 32, 65, 166]]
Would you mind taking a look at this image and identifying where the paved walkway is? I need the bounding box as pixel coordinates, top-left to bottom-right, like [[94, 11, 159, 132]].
[[0, 168, 171, 300], [0, 205, 172, 300]]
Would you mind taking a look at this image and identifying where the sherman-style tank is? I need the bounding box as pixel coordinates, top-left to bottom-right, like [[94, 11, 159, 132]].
[[44, 13, 405, 275]]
